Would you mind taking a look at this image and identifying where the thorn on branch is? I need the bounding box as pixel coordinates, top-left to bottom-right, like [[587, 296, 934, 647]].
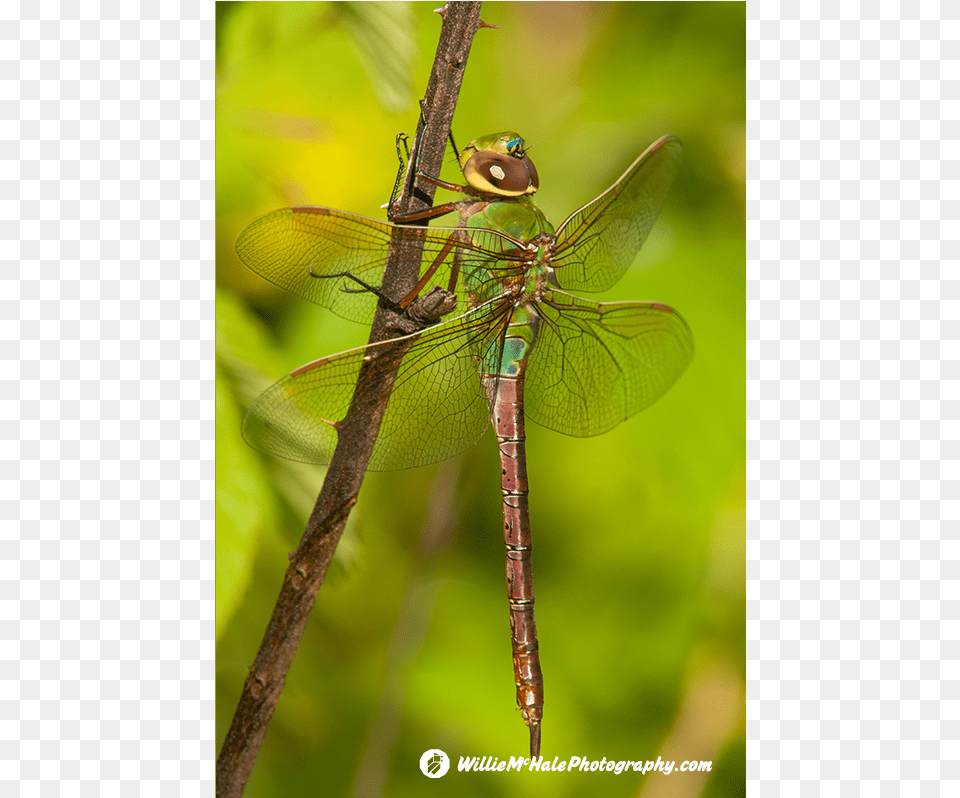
[[290, 567, 307, 589]]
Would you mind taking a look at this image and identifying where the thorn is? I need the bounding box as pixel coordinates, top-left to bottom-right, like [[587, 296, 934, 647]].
[[433, 4, 445, 15], [479, 19, 500, 29], [290, 566, 306, 589], [321, 417, 342, 431]]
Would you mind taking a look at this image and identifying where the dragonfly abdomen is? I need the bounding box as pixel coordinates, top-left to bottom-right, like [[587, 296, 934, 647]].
[[484, 373, 544, 756], [480, 302, 540, 378]]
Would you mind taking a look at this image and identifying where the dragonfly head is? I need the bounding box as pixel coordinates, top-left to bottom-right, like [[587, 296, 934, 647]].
[[459, 131, 539, 198]]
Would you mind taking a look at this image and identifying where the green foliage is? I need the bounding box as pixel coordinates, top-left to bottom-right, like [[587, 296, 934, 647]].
[[217, 2, 745, 796], [215, 291, 279, 639]]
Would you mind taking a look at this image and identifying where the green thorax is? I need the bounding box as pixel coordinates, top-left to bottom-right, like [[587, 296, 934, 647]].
[[461, 197, 554, 378], [460, 196, 555, 306], [465, 195, 554, 241]]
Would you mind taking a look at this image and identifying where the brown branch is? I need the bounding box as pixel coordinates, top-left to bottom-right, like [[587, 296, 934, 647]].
[[216, 3, 486, 796]]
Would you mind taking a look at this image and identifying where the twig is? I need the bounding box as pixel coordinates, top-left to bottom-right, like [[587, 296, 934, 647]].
[[216, 4, 485, 796]]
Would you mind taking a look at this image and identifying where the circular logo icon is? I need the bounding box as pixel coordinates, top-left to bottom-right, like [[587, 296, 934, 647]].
[[419, 748, 450, 778]]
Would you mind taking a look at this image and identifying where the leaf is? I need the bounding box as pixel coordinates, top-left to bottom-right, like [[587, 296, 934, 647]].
[[338, 1, 418, 113], [216, 364, 276, 640]]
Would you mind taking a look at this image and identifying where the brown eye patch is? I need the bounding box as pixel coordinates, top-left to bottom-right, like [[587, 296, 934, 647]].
[[520, 155, 539, 192], [464, 151, 539, 196]]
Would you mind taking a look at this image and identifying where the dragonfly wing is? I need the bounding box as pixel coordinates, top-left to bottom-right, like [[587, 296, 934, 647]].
[[237, 207, 406, 323], [236, 206, 524, 324], [242, 301, 507, 471], [551, 135, 683, 293], [372, 301, 504, 469], [524, 288, 694, 437]]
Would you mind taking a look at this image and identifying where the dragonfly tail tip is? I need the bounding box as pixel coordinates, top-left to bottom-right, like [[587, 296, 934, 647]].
[[529, 723, 541, 759]]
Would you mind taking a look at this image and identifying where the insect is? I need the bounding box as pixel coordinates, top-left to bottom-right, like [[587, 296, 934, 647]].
[[236, 130, 693, 756]]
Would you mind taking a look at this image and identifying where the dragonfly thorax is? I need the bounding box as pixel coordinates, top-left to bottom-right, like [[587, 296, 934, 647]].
[[463, 196, 554, 243]]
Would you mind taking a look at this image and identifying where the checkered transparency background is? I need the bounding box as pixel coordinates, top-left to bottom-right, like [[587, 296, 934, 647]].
[[4, 1, 212, 795], [1, 0, 956, 796], [748, 1, 958, 795]]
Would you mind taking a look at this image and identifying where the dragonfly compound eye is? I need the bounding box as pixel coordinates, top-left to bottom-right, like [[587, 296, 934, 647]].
[[463, 150, 539, 197]]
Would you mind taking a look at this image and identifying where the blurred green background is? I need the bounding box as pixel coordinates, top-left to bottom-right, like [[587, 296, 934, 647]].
[[216, 2, 745, 797]]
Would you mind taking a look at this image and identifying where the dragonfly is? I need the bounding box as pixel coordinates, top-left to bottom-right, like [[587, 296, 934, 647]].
[[235, 130, 694, 758]]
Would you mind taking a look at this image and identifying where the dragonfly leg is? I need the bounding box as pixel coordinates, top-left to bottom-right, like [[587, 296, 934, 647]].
[[386, 118, 425, 216], [411, 99, 461, 168], [413, 172, 467, 195], [413, 99, 461, 162], [446, 236, 464, 296], [307, 266, 456, 331], [386, 108, 470, 221], [386, 100, 438, 216], [399, 233, 461, 308], [308, 266, 403, 313], [447, 126, 461, 164], [387, 200, 461, 225], [386, 132, 411, 213]]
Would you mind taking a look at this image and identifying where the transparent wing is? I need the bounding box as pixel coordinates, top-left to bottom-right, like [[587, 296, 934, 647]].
[[235, 206, 526, 324], [524, 288, 694, 437], [551, 135, 683, 293], [242, 300, 510, 471]]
